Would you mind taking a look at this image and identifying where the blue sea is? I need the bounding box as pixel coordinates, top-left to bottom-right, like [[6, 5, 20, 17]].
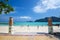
[[0, 22, 60, 26]]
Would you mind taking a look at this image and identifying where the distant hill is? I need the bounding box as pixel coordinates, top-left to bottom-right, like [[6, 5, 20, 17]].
[[26, 21, 33, 22], [35, 17, 60, 22]]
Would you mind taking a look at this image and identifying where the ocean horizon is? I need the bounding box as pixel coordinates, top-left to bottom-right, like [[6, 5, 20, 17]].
[[0, 22, 60, 26]]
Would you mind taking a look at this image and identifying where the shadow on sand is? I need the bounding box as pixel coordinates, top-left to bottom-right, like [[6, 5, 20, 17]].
[[52, 32, 60, 39], [44, 32, 60, 40]]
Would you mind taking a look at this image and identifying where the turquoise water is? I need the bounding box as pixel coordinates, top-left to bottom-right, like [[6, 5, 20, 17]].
[[0, 23, 9, 26], [0, 22, 60, 26], [14, 22, 60, 26], [14, 22, 48, 26]]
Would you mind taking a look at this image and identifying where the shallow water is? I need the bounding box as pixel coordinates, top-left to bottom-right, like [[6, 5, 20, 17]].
[[0, 22, 60, 26]]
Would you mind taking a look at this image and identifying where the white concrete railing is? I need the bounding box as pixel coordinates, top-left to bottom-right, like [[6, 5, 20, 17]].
[[0, 26, 60, 34], [11, 26, 49, 34], [0, 26, 9, 33], [53, 26, 60, 32]]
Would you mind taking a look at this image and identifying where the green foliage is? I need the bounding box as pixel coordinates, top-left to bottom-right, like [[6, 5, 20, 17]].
[[0, 0, 14, 14], [5, 0, 8, 2]]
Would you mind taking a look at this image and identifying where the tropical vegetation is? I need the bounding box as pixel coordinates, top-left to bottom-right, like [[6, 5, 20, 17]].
[[0, 0, 14, 14]]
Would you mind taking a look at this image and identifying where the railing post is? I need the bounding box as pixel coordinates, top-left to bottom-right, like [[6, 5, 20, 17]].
[[48, 18, 53, 34], [9, 17, 13, 34]]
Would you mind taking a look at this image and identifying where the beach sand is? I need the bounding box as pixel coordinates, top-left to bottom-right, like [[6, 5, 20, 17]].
[[0, 26, 60, 40], [0, 34, 59, 40]]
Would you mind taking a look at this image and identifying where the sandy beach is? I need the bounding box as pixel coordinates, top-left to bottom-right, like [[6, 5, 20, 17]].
[[0, 26, 60, 40], [0, 34, 59, 40]]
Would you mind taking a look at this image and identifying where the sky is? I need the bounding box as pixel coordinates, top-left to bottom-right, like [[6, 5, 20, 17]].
[[0, 0, 60, 22]]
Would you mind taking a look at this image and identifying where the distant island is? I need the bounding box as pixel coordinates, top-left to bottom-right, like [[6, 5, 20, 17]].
[[35, 17, 60, 22], [26, 21, 33, 22]]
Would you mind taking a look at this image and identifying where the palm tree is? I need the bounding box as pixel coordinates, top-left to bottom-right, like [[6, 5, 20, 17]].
[[0, 0, 14, 14]]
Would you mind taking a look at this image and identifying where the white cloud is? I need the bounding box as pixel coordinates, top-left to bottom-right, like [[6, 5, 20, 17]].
[[20, 16, 31, 19], [33, 0, 60, 13], [33, 6, 47, 13]]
